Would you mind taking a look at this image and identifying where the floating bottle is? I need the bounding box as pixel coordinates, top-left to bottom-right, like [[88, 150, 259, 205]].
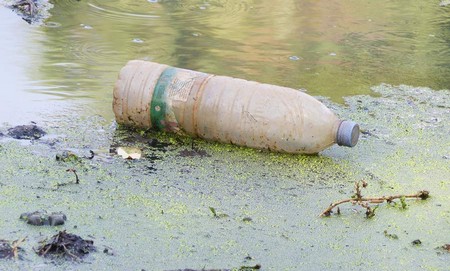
[[113, 60, 359, 154]]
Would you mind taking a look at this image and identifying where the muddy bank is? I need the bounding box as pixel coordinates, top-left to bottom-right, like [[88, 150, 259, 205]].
[[0, 84, 449, 270]]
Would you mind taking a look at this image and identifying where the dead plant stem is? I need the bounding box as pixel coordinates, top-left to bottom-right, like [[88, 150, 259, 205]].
[[319, 187, 429, 217]]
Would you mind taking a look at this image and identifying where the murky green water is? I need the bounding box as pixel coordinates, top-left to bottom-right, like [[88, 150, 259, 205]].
[[0, 1, 449, 271], [1, 0, 450, 124]]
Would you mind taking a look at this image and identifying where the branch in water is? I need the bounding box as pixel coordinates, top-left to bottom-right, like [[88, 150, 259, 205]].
[[319, 181, 429, 217]]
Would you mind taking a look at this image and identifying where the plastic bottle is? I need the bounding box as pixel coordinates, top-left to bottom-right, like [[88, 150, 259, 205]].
[[113, 60, 359, 154]]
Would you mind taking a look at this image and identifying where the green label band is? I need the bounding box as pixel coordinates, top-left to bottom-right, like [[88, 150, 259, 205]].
[[150, 67, 177, 130]]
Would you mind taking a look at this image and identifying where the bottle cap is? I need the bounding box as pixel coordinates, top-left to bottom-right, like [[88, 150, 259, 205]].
[[336, 120, 359, 147]]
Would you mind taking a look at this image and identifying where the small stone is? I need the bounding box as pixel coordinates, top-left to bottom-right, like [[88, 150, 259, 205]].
[[412, 239, 422, 245], [48, 213, 67, 226], [27, 214, 44, 226], [103, 247, 115, 256]]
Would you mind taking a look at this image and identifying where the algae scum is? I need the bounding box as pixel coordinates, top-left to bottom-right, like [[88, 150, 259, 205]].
[[0, 84, 449, 270], [1, 0, 450, 269]]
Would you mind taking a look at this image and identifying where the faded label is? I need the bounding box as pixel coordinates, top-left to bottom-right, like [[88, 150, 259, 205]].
[[167, 71, 196, 102]]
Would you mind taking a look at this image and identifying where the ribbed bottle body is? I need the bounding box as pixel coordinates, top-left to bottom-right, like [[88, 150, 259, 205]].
[[113, 60, 357, 154]]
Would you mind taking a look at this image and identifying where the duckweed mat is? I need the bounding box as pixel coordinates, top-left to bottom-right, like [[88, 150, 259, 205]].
[[0, 84, 449, 270]]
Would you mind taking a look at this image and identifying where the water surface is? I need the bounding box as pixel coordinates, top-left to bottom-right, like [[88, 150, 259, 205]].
[[0, 0, 449, 124]]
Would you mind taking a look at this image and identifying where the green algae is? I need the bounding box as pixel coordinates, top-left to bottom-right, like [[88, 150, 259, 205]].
[[0, 84, 449, 270]]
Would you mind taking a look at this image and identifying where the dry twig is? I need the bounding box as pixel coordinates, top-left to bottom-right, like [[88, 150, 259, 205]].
[[11, 237, 26, 260], [319, 181, 429, 217]]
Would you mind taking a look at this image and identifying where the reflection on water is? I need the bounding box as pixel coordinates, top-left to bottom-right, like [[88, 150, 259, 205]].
[[0, 0, 449, 124]]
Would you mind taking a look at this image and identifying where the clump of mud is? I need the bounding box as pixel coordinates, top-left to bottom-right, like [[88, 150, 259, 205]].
[[36, 231, 96, 261], [7, 124, 46, 139]]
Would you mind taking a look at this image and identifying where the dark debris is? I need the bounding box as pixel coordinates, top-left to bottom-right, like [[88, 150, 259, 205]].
[[20, 210, 67, 226], [178, 148, 210, 158], [36, 230, 96, 261], [7, 124, 46, 140], [0, 238, 25, 260], [165, 265, 261, 271]]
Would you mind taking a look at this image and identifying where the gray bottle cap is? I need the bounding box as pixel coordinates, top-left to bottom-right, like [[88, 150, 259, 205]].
[[336, 120, 359, 147]]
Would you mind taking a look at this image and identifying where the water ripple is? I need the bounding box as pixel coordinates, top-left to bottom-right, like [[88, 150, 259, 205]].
[[87, 2, 160, 19]]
